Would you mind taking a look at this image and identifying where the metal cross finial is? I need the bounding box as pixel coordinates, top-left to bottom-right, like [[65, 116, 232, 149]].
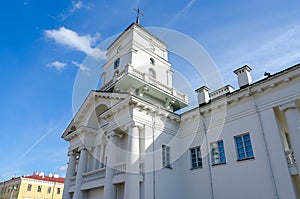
[[133, 8, 144, 24]]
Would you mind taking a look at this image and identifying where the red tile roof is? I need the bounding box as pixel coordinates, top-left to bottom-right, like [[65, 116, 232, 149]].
[[23, 174, 65, 184]]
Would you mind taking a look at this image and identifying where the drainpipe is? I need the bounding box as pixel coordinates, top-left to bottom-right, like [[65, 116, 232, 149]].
[[152, 111, 157, 199], [248, 87, 279, 199], [51, 181, 56, 199], [200, 112, 215, 199]]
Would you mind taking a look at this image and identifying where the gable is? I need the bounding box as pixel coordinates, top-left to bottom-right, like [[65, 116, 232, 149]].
[[62, 91, 128, 139]]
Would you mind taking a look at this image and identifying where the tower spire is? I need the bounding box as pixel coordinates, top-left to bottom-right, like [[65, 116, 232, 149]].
[[133, 8, 144, 24]]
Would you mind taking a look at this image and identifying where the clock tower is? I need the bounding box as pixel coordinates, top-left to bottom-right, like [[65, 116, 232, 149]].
[[99, 23, 188, 111]]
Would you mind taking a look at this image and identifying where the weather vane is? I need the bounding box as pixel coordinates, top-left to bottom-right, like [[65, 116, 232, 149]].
[[133, 8, 144, 24]]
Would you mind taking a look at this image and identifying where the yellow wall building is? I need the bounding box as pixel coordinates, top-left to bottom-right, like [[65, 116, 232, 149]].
[[0, 173, 65, 199]]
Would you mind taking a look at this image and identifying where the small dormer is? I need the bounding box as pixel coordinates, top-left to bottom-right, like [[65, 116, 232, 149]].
[[234, 65, 252, 89], [195, 86, 210, 105]]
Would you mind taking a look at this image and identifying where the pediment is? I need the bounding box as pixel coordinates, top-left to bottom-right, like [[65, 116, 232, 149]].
[[62, 91, 128, 139]]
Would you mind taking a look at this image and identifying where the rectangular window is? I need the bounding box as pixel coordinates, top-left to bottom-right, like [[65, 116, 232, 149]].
[[190, 146, 202, 169], [27, 184, 32, 191], [235, 133, 254, 160], [211, 140, 226, 165], [47, 187, 51, 194], [162, 145, 171, 168], [37, 185, 42, 192], [57, 188, 61, 194]]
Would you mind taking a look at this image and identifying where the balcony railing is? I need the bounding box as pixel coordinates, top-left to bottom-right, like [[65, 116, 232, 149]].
[[82, 168, 106, 183], [69, 176, 76, 186], [100, 64, 188, 103], [285, 149, 298, 175], [113, 162, 126, 175], [113, 161, 144, 175]]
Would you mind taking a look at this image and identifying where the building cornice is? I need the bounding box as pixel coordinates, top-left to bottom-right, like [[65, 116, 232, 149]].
[[189, 64, 300, 115]]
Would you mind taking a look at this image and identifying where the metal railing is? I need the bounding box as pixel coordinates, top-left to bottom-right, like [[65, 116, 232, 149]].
[[99, 64, 188, 103], [285, 149, 296, 165]]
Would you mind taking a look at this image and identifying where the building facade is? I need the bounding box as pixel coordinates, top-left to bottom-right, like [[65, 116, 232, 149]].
[[62, 23, 300, 199], [0, 173, 65, 199]]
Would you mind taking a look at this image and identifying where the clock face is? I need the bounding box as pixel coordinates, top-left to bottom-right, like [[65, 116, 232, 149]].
[[114, 58, 120, 69]]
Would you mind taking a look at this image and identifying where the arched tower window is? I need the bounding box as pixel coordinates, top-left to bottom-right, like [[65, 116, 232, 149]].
[[149, 68, 156, 79], [150, 57, 155, 65]]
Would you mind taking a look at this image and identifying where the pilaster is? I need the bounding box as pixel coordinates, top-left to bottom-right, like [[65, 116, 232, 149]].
[[73, 147, 88, 199], [62, 151, 76, 199], [103, 131, 121, 199], [279, 101, 300, 176], [124, 123, 143, 199]]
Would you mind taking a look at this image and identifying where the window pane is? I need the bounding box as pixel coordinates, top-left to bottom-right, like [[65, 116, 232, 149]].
[[243, 134, 250, 141], [235, 137, 242, 142], [238, 153, 245, 159], [246, 151, 253, 157]]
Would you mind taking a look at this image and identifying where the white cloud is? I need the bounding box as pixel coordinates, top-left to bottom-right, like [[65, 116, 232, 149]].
[[168, 0, 198, 27], [46, 61, 67, 70], [53, 1, 94, 21], [72, 61, 89, 71], [72, 0, 83, 9], [45, 27, 106, 59], [59, 165, 68, 172], [223, 24, 300, 77]]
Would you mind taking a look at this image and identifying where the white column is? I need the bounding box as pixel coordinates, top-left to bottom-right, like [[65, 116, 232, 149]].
[[100, 144, 105, 168], [280, 101, 300, 174], [103, 132, 118, 199], [125, 125, 140, 199], [73, 147, 88, 199], [62, 151, 76, 199]]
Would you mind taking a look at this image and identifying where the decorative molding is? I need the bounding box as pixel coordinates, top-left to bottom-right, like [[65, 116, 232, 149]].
[[279, 101, 299, 112], [107, 131, 123, 139], [67, 151, 76, 156]]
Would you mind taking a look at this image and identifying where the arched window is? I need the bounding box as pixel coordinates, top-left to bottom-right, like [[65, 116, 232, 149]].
[[150, 57, 155, 65], [149, 68, 156, 79]]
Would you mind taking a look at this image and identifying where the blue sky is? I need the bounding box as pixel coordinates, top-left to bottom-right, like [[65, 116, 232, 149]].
[[0, 0, 300, 181]]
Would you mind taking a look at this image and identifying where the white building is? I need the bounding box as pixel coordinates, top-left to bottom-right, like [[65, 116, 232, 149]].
[[61, 22, 300, 199]]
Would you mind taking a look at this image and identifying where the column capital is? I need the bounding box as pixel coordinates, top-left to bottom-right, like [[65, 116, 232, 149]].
[[78, 146, 91, 152], [123, 121, 144, 131], [279, 101, 299, 112], [67, 150, 76, 156]]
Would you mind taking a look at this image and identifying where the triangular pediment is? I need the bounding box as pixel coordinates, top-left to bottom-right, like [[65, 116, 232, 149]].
[[62, 91, 128, 139]]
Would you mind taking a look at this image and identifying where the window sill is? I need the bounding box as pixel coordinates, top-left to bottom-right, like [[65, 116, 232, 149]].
[[237, 157, 255, 162], [212, 162, 226, 167], [163, 165, 173, 169], [190, 167, 202, 170]]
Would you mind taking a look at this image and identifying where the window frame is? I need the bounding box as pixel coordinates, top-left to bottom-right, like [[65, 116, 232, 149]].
[[47, 187, 51, 194], [150, 57, 155, 65], [149, 68, 156, 79], [27, 184, 32, 192], [37, 185, 42, 193], [162, 145, 171, 168], [190, 146, 203, 169], [234, 133, 254, 161], [211, 140, 226, 166]]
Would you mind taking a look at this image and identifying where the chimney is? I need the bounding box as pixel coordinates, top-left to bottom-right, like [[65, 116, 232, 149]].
[[234, 65, 252, 89], [195, 86, 210, 105]]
